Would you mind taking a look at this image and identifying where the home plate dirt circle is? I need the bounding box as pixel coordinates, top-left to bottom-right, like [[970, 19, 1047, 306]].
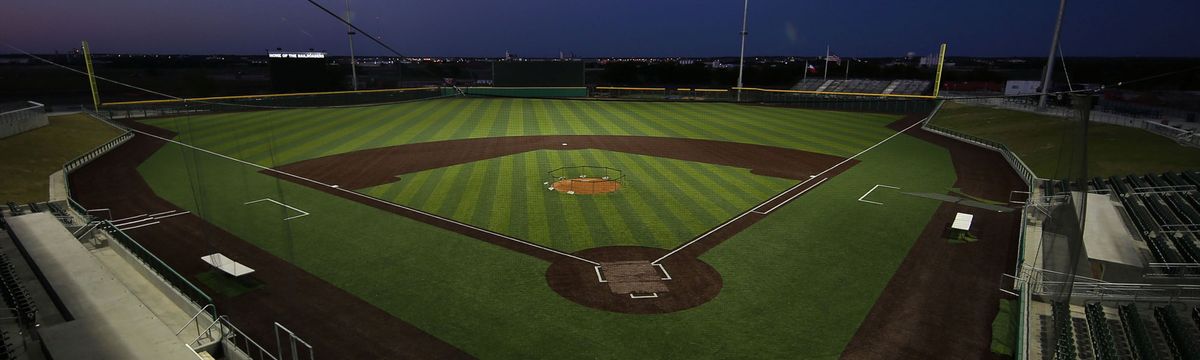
[[550, 178, 621, 195], [545, 246, 722, 314]]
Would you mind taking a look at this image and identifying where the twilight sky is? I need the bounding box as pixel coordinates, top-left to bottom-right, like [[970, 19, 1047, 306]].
[[2, 0, 1197, 57]]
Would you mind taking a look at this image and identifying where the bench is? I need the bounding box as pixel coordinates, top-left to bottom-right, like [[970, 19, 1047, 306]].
[[201, 253, 255, 277]]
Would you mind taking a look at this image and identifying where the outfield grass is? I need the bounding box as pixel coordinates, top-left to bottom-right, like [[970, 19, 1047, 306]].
[[141, 98, 899, 166], [135, 99, 956, 358], [931, 102, 1200, 178], [0, 113, 124, 203], [360, 149, 796, 251]]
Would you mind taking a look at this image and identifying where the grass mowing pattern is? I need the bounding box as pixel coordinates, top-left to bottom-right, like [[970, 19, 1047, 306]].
[[0, 114, 124, 202], [135, 99, 955, 358], [136, 131, 954, 359], [141, 98, 899, 166], [360, 149, 796, 252], [931, 102, 1200, 178]]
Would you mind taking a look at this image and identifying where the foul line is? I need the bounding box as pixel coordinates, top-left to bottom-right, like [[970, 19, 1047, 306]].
[[857, 184, 901, 205], [123, 127, 602, 266], [652, 116, 930, 265], [244, 198, 309, 221], [751, 177, 829, 215]]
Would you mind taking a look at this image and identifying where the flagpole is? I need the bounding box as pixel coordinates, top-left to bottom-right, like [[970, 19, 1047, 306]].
[[845, 58, 850, 80], [735, 0, 749, 102], [803, 60, 808, 80], [823, 45, 829, 80]]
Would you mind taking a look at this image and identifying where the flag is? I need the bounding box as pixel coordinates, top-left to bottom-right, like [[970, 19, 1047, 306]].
[[806, 64, 817, 73], [825, 54, 841, 64]]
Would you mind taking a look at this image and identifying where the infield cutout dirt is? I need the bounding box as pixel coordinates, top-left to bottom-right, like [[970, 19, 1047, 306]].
[[551, 177, 621, 195], [546, 246, 721, 314]]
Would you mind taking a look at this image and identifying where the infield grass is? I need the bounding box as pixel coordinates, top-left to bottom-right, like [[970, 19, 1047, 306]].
[[360, 149, 796, 251]]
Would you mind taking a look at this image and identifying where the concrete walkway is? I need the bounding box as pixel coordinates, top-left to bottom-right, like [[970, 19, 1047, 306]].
[[6, 213, 198, 360]]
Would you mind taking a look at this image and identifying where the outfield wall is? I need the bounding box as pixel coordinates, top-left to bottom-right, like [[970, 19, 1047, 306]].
[[0, 101, 48, 139], [448, 86, 589, 98]]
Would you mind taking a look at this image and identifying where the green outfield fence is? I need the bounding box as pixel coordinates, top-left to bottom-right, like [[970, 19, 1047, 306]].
[[447, 86, 589, 98]]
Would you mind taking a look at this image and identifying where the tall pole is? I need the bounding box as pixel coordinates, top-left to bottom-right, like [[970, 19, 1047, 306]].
[[823, 45, 829, 80], [344, 0, 359, 91], [81, 41, 100, 111], [1038, 0, 1067, 108], [932, 43, 947, 98], [735, 0, 749, 102], [803, 60, 808, 80], [844, 58, 850, 80]]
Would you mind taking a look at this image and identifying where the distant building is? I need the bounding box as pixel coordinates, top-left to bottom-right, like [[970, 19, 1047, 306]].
[[1005, 80, 1042, 96]]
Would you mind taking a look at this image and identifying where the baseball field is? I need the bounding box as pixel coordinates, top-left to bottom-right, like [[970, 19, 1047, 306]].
[[68, 97, 1023, 359]]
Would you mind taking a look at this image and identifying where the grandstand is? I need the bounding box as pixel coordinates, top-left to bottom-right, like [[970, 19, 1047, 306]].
[[790, 79, 931, 95]]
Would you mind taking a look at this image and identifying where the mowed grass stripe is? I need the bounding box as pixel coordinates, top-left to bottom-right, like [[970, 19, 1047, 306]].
[[522, 152, 555, 246], [378, 99, 469, 148], [624, 153, 729, 226], [451, 158, 496, 221], [604, 152, 710, 241], [418, 159, 472, 218], [429, 99, 489, 143], [485, 152, 517, 234], [502, 150, 533, 241], [237, 106, 398, 164], [570, 150, 641, 247], [381, 168, 434, 202], [576, 150, 666, 248], [585, 101, 686, 139], [534, 150, 576, 250], [530, 100, 561, 135], [692, 104, 865, 155], [560, 150, 614, 249], [286, 101, 468, 163], [335, 100, 477, 158], [722, 104, 893, 152], [203, 108, 354, 160], [544, 150, 596, 250]]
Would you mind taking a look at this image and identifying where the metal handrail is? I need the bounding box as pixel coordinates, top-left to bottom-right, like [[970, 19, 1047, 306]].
[[176, 304, 216, 336]]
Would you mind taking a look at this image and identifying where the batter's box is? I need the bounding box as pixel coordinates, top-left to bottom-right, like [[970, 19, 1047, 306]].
[[597, 261, 670, 296]]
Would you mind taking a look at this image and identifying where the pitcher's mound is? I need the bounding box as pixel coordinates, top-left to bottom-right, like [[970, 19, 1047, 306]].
[[545, 246, 721, 314], [551, 178, 621, 195]]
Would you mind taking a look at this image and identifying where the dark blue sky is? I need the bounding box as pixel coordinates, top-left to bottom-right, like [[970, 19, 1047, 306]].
[[2, 0, 1197, 57]]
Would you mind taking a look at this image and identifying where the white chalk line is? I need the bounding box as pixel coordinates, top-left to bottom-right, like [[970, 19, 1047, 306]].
[[857, 184, 901, 205], [653, 117, 929, 265], [244, 198, 309, 220], [127, 127, 601, 266], [751, 177, 829, 215]]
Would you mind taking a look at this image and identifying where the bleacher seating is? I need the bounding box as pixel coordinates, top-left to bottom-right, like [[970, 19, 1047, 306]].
[[790, 79, 826, 91], [0, 252, 36, 326], [3, 203, 20, 216], [1062, 171, 1200, 275], [1051, 301, 1077, 360], [1154, 305, 1200, 359], [787, 79, 932, 95]]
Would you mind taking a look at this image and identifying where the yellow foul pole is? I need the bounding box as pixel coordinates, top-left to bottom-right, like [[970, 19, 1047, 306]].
[[932, 43, 947, 98], [82, 41, 100, 111]]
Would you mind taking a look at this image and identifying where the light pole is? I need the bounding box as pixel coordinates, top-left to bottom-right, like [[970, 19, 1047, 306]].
[[735, 0, 749, 102], [1038, 0, 1067, 108], [345, 0, 359, 91]]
